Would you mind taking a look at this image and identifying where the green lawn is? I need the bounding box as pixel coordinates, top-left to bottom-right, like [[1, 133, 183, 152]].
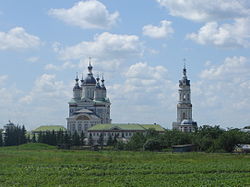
[[0, 143, 250, 186]]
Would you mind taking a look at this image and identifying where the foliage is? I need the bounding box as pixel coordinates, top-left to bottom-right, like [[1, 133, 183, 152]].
[[126, 132, 146, 151], [97, 133, 104, 149], [107, 134, 113, 146], [88, 133, 93, 146], [143, 138, 161, 151], [72, 131, 81, 146], [4, 124, 27, 146], [0, 131, 3, 146]]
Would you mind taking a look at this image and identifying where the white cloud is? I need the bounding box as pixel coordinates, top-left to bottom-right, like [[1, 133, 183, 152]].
[[108, 62, 176, 125], [56, 32, 144, 61], [0, 75, 8, 85], [200, 56, 248, 80], [44, 61, 77, 71], [156, 0, 250, 22], [192, 56, 250, 126], [187, 18, 250, 48], [143, 20, 174, 38], [20, 74, 68, 104], [49, 0, 119, 29], [0, 27, 41, 50]]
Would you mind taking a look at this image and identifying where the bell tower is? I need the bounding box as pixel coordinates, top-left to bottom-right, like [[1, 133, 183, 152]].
[[172, 63, 197, 132], [177, 65, 192, 122]]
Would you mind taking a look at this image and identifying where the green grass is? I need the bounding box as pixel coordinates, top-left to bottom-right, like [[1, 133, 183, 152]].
[[0, 143, 250, 186]]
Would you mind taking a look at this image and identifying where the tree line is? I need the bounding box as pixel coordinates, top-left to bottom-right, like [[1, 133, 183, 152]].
[[113, 126, 250, 152], [1, 124, 250, 153], [0, 125, 27, 146]]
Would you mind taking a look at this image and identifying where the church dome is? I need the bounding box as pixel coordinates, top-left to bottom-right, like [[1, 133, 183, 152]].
[[84, 74, 96, 85], [181, 119, 192, 125]]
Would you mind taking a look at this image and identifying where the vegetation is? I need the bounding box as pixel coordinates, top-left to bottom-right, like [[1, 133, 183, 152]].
[[0, 143, 250, 186], [113, 126, 250, 152], [1, 123, 250, 153], [3, 125, 27, 146]]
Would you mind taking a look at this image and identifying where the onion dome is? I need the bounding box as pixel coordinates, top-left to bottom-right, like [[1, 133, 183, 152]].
[[96, 76, 102, 89], [101, 76, 106, 90], [80, 74, 84, 87], [181, 119, 192, 125], [73, 73, 81, 90], [84, 58, 96, 85]]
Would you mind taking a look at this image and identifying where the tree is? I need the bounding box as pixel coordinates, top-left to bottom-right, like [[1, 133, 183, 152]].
[[127, 132, 146, 150], [143, 139, 162, 151], [107, 134, 113, 146], [20, 125, 27, 144], [145, 128, 159, 139], [4, 124, 26, 146], [80, 131, 85, 146], [72, 131, 80, 146], [63, 132, 71, 145], [88, 133, 94, 146], [218, 129, 243, 152], [37, 132, 43, 143], [31, 133, 36, 143], [0, 131, 3, 146], [97, 133, 104, 149], [56, 129, 64, 145]]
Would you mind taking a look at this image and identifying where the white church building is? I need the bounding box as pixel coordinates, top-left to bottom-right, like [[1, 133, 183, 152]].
[[172, 66, 197, 132], [67, 60, 111, 135]]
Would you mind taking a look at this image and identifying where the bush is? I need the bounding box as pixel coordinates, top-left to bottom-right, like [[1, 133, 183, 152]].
[[143, 139, 162, 151]]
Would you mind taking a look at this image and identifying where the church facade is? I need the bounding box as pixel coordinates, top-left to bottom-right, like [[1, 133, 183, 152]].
[[67, 61, 111, 135], [172, 66, 197, 132]]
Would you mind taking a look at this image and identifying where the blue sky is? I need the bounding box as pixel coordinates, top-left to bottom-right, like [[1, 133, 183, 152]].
[[0, 0, 250, 130]]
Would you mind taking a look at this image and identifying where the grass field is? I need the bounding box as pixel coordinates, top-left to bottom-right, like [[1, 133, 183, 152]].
[[0, 143, 250, 186]]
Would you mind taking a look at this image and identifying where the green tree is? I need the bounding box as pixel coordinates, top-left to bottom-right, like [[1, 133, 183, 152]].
[[143, 138, 162, 151], [107, 134, 113, 146], [145, 128, 159, 139], [56, 129, 64, 145], [88, 133, 94, 146], [20, 125, 27, 144], [72, 131, 80, 146], [97, 133, 104, 149], [80, 131, 85, 146], [0, 131, 3, 146], [31, 133, 36, 143], [218, 129, 243, 152], [127, 132, 146, 150], [63, 132, 71, 145]]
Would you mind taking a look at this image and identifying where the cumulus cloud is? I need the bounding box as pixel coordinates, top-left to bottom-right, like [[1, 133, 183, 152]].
[[156, 0, 250, 22], [20, 74, 68, 104], [56, 32, 144, 61], [187, 18, 250, 48], [0, 27, 41, 50], [0, 75, 8, 85], [49, 0, 119, 29], [44, 61, 77, 71], [192, 56, 250, 126], [143, 20, 174, 38], [108, 62, 176, 125]]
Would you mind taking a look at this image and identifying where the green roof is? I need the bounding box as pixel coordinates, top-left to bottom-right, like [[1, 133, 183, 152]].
[[32, 125, 66, 132], [88, 124, 165, 132]]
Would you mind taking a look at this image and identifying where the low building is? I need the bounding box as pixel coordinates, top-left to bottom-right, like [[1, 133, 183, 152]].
[[234, 144, 250, 153], [32, 125, 66, 134], [172, 144, 195, 152], [87, 123, 165, 145]]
